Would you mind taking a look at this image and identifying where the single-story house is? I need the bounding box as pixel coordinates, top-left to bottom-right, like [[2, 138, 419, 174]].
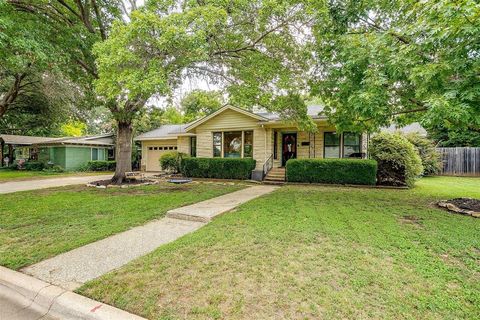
[[0, 134, 115, 170], [135, 105, 368, 179]]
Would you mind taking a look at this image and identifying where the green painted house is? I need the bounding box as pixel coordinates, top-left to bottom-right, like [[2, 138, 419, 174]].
[[1, 134, 114, 170]]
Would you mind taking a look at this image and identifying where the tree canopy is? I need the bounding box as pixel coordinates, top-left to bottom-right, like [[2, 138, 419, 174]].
[[310, 0, 480, 133], [181, 90, 223, 122], [94, 0, 315, 125]]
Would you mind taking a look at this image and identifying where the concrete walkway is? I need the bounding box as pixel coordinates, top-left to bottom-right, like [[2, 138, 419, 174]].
[[167, 185, 278, 222], [0, 175, 112, 194], [22, 185, 278, 290]]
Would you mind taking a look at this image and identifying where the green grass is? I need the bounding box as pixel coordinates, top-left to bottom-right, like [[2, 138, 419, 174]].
[[78, 177, 480, 320], [0, 169, 112, 182], [0, 182, 244, 269]]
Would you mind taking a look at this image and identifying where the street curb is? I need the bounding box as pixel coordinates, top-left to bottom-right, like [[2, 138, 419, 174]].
[[0, 266, 146, 320]]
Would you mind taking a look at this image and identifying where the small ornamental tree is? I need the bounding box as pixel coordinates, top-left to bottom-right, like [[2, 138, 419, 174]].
[[405, 133, 442, 176], [369, 133, 423, 187]]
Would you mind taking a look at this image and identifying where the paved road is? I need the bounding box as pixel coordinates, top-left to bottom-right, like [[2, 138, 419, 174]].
[[0, 175, 112, 194]]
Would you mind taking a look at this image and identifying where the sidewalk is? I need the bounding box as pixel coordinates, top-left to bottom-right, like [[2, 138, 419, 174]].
[[22, 185, 278, 290], [0, 175, 112, 194]]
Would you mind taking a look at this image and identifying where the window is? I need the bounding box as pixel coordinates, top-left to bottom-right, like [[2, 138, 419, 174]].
[[244, 131, 253, 158], [154, 147, 158, 150], [224, 131, 242, 158], [343, 133, 361, 158], [108, 148, 115, 160], [213, 132, 222, 157], [190, 137, 197, 157], [324, 132, 340, 158], [148, 147, 153, 151], [212, 131, 254, 158], [92, 148, 99, 161]]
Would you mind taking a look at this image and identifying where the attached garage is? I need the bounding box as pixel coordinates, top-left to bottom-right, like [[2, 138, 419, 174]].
[[142, 139, 178, 171]]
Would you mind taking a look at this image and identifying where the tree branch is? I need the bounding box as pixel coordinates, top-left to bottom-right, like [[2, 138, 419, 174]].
[[75, 58, 98, 78], [91, 0, 107, 40]]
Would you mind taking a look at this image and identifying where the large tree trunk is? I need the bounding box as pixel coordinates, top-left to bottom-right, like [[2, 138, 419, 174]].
[[111, 120, 133, 184]]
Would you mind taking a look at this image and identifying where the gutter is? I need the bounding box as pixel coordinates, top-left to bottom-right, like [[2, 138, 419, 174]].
[[0, 266, 146, 320]]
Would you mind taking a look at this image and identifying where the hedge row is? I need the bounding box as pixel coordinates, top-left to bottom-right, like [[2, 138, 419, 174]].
[[86, 160, 116, 171], [286, 159, 377, 185], [182, 157, 256, 180]]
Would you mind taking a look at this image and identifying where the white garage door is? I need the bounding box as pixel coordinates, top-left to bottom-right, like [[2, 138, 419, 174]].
[[146, 145, 178, 171]]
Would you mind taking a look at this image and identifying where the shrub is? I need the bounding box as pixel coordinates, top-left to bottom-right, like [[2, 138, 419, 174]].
[[159, 152, 188, 173], [86, 160, 116, 171], [405, 133, 441, 176], [24, 161, 46, 171], [369, 133, 423, 187], [182, 158, 256, 180], [286, 159, 377, 185], [43, 165, 65, 173]]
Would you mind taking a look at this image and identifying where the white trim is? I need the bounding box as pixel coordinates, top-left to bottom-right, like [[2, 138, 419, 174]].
[[134, 136, 181, 141]]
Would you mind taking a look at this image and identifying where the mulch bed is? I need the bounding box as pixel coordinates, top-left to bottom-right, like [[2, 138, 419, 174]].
[[438, 198, 480, 218], [87, 179, 157, 188]]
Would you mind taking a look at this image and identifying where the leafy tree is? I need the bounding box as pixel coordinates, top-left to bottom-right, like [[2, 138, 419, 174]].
[[6, 0, 144, 182], [405, 133, 441, 176], [134, 106, 184, 135], [94, 0, 314, 182], [60, 121, 87, 137], [427, 124, 480, 147], [0, 1, 66, 119], [181, 90, 223, 122], [310, 0, 480, 134]]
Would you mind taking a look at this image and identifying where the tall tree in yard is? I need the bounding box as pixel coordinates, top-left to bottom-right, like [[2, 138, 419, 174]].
[[310, 0, 480, 133], [6, 0, 143, 182], [93, 0, 315, 182]]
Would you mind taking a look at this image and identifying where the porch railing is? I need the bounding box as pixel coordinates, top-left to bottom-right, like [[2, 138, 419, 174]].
[[262, 154, 273, 179]]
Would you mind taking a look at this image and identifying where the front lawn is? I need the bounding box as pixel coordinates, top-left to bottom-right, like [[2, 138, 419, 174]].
[[0, 169, 111, 182], [0, 182, 244, 269], [78, 177, 480, 319]]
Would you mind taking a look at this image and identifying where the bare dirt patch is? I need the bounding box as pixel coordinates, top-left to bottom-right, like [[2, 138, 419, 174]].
[[400, 215, 423, 227]]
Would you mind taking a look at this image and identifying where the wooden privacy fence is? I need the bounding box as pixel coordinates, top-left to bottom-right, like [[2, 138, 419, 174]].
[[436, 147, 480, 176]]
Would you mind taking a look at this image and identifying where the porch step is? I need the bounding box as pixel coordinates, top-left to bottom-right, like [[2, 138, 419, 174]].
[[264, 167, 286, 184], [263, 180, 285, 185]]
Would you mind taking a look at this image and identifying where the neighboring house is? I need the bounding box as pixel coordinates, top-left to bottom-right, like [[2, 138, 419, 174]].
[[135, 105, 368, 179], [383, 123, 428, 136], [0, 134, 115, 170]]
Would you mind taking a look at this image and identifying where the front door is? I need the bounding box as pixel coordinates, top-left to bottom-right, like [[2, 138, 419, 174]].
[[282, 133, 297, 166]]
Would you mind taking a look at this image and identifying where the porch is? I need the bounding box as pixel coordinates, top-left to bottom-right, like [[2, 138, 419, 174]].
[[260, 128, 368, 182]]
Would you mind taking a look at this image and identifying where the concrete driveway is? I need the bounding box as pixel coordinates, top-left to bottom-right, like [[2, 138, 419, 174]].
[[0, 175, 112, 194]]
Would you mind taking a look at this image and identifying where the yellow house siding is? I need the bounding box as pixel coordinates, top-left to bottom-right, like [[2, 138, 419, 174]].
[[195, 129, 213, 158], [191, 108, 268, 169], [177, 136, 190, 154], [193, 108, 261, 131], [252, 127, 268, 170], [272, 124, 337, 166]]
